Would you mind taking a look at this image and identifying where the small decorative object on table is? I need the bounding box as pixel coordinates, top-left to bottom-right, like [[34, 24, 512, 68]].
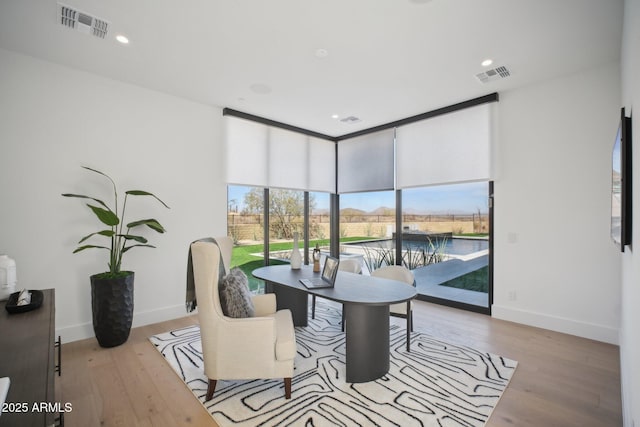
[[290, 232, 302, 269], [5, 289, 43, 314], [313, 244, 321, 272]]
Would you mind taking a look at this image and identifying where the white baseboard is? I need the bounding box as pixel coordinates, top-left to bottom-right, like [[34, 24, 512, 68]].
[[56, 303, 190, 344], [491, 304, 619, 345]]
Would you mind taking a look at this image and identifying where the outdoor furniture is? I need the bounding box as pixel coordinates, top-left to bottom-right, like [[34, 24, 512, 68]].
[[190, 238, 296, 400], [371, 265, 415, 351]]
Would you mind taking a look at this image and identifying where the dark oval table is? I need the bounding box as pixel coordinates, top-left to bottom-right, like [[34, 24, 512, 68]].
[[253, 265, 417, 383]]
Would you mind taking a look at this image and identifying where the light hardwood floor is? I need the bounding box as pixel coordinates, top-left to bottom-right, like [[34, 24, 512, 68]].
[[57, 300, 622, 426]]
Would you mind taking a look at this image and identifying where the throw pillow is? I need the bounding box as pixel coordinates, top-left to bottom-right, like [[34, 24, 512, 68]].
[[219, 267, 255, 318]]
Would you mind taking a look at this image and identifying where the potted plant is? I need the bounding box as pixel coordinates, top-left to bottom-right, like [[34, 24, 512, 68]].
[[63, 166, 169, 347]]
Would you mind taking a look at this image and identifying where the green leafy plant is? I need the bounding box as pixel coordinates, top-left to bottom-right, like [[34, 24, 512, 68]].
[[402, 237, 448, 269], [62, 166, 170, 277], [362, 244, 395, 272]]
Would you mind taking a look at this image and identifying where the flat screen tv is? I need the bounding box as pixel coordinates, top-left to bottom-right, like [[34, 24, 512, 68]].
[[611, 107, 632, 251]]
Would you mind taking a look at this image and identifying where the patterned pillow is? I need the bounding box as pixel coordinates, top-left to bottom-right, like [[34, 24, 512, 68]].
[[218, 268, 255, 318]]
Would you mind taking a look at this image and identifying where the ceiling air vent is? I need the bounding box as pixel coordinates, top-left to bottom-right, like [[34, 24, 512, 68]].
[[58, 3, 109, 39], [475, 66, 511, 84], [340, 116, 362, 124]]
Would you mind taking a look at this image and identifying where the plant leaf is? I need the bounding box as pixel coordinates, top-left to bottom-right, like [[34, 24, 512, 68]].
[[73, 245, 110, 253], [62, 193, 111, 211], [81, 166, 116, 188], [127, 218, 166, 233], [87, 204, 119, 226], [78, 230, 115, 244], [122, 244, 156, 253], [117, 234, 148, 244], [125, 190, 170, 209]]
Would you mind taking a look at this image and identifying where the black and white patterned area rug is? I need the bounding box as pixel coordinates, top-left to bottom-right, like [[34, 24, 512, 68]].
[[149, 301, 517, 426]]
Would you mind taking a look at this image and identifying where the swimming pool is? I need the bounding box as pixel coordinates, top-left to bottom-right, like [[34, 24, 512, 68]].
[[346, 237, 488, 256]]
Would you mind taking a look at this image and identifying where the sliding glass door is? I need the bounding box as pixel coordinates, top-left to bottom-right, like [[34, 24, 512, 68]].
[[402, 182, 491, 311], [334, 183, 492, 312]]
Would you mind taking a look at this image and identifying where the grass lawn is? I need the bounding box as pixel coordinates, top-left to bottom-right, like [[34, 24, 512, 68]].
[[438, 266, 489, 293]]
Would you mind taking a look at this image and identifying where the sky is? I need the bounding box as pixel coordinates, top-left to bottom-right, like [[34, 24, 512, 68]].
[[228, 181, 489, 214]]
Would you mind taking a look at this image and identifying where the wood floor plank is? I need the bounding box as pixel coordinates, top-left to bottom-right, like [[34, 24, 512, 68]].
[[57, 300, 621, 426], [136, 337, 213, 425]]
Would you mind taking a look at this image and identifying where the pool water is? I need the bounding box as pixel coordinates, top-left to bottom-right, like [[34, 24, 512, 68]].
[[349, 238, 488, 256]]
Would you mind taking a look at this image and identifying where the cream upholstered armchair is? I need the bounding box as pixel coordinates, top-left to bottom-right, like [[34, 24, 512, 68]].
[[190, 237, 296, 401], [371, 265, 415, 351]]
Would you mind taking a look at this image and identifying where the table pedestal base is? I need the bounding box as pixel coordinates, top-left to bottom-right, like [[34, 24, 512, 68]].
[[345, 304, 390, 383], [266, 281, 308, 327]]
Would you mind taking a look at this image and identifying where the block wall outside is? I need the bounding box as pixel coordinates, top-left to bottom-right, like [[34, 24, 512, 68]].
[[227, 214, 487, 243]]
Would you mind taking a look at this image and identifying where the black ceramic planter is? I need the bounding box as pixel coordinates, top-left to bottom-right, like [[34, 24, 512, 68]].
[[90, 272, 134, 348]]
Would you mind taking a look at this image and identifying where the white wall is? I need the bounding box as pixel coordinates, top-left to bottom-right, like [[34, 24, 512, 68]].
[[620, 0, 640, 425], [0, 48, 228, 343], [492, 61, 622, 345]]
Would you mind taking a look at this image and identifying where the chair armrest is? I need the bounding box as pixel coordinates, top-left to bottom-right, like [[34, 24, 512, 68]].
[[201, 315, 280, 378], [220, 312, 295, 362], [217, 316, 277, 357], [252, 293, 277, 316]]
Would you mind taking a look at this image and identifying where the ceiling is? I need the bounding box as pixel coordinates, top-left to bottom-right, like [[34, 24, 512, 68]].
[[0, 0, 624, 137]]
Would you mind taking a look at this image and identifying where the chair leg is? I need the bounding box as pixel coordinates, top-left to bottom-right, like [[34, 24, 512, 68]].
[[341, 304, 345, 332], [410, 310, 414, 332], [406, 304, 413, 352], [205, 379, 217, 402], [311, 295, 316, 319], [284, 377, 292, 399]]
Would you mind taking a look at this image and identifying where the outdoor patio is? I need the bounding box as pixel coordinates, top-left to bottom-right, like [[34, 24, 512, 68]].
[[412, 254, 489, 307]]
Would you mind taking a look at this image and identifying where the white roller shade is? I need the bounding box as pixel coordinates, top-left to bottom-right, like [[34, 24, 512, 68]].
[[396, 103, 492, 188], [269, 127, 309, 190], [225, 116, 268, 186], [224, 115, 336, 192], [307, 137, 336, 193], [337, 129, 395, 193]]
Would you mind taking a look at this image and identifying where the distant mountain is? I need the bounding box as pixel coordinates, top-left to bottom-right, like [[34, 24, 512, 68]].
[[340, 208, 367, 216], [370, 206, 395, 215], [403, 208, 478, 215]]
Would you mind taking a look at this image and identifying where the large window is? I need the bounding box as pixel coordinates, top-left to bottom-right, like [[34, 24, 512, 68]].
[[227, 185, 266, 293], [334, 183, 491, 309], [309, 191, 331, 258], [224, 96, 496, 312], [267, 188, 305, 270], [402, 182, 490, 307], [227, 185, 332, 293], [339, 191, 396, 273]]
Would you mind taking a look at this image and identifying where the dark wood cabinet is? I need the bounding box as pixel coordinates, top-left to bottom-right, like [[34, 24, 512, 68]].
[[0, 289, 56, 427]]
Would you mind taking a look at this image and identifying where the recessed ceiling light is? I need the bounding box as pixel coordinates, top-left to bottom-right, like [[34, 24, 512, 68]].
[[116, 34, 129, 44], [481, 59, 493, 67], [331, 114, 339, 119]]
